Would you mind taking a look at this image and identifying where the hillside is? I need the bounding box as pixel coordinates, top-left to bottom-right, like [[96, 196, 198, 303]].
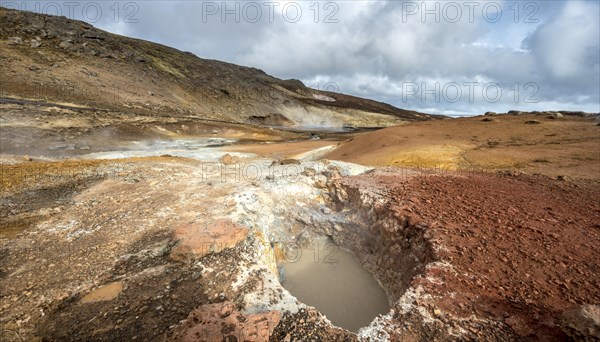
[[0, 7, 433, 130]]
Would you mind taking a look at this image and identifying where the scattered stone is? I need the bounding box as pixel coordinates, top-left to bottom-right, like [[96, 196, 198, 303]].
[[525, 120, 541, 125], [481, 117, 494, 122], [30, 40, 42, 48], [29, 65, 40, 71], [484, 112, 497, 116], [59, 41, 73, 49], [8, 36, 22, 45], [302, 167, 317, 176], [82, 69, 98, 77], [22, 155, 32, 162]]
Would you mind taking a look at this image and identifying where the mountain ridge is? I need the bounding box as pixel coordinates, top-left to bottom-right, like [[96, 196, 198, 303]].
[[0, 7, 438, 129]]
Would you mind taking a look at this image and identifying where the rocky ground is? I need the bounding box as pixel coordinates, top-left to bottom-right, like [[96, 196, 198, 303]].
[[1, 145, 599, 341]]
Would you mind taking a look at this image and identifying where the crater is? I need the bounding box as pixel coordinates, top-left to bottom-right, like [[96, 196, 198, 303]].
[[278, 237, 389, 332], [259, 172, 438, 335]]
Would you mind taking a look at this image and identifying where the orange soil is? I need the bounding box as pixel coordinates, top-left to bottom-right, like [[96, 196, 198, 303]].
[[325, 114, 600, 180]]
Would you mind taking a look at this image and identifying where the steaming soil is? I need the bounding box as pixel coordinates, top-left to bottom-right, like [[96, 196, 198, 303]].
[[279, 239, 389, 332]]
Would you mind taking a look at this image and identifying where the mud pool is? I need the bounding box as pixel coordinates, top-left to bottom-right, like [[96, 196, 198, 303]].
[[279, 241, 389, 332]]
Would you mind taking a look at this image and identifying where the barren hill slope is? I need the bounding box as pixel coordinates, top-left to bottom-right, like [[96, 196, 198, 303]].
[[0, 7, 433, 129]]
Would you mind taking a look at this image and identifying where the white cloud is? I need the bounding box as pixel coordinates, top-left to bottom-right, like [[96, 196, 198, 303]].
[[525, 1, 600, 79], [21, 0, 600, 115]]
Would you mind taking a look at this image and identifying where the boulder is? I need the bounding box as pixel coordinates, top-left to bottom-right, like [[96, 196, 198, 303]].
[[171, 301, 281, 341], [547, 112, 564, 120], [271, 159, 302, 167], [170, 219, 249, 261], [219, 153, 240, 165], [134, 55, 147, 63], [280, 159, 301, 165], [59, 41, 73, 49], [560, 305, 600, 341]]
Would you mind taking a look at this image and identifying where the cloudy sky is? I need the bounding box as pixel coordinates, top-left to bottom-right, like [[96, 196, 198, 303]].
[[7, 0, 599, 115]]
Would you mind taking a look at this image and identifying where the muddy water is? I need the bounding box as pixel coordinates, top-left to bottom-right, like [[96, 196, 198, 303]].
[[279, 242, 389, 332]]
